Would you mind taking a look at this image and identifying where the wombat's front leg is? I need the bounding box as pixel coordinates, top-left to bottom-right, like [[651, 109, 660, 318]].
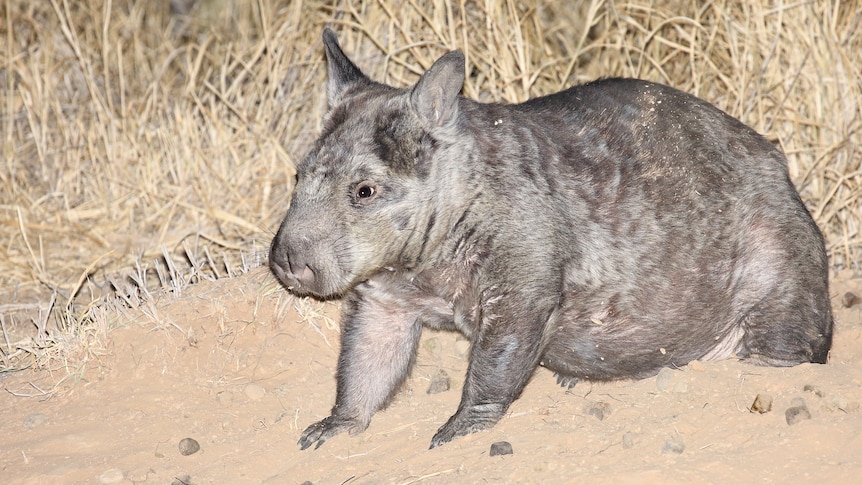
[[429, 297, 553, 448], [298, 288, 423, 450]]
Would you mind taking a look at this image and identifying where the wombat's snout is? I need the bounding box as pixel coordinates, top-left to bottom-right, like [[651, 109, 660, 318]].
[[269, 244, 316, 289]]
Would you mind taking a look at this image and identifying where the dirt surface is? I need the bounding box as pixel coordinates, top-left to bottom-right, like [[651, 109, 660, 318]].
[[2, 267, 862, 484]]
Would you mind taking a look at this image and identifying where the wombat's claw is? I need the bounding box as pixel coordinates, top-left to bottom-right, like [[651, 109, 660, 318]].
[[429, 418, 469, 449], [429, 403, 505, 449], [553, 372, 579, 390], [297, 415, 354, 450]]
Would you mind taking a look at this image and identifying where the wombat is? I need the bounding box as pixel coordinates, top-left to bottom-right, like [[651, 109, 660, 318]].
[[269, 29, 833, 450]]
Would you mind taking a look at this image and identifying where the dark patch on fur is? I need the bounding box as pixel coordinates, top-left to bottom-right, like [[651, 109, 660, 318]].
[[318, 104, 349, 144], [417, 210, 436, 263], [372, 108, 431, 178]]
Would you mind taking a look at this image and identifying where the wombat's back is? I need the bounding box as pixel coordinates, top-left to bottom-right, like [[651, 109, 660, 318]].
[[511, 79, 832, 379]]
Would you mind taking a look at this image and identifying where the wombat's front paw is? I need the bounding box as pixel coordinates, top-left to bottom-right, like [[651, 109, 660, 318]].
[[298, 415, 360, 450], [429, 403, 505, 449]]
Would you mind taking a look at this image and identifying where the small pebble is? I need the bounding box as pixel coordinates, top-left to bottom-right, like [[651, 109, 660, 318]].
[[178, 437, 201, 456], [422, 337, 442, 357], [661, 437, 685, 454], [454, 338, 471, 357], [126, 468, 153, 482], [829, 395, 860, 413], [842, 291, 860, 308], [244, 383, 266, 401], [426, 369, 451, 394], [583, 401, 611, 421], [622, 432, 636, 449], [98, 468, 124, 484], [786, 402, 812, 425], [171, 474, 192, 485], [750, 394, 773, 414], [803, 384, 824, 397], [23, 413, 47, 429], [687, 360, 706, 372], [655, 367, 676, 392], [216, 391, 234, 406], [489, 441, 513, 456]]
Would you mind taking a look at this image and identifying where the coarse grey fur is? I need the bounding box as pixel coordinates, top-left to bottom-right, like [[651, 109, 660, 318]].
[[269, 29, 833, 450]]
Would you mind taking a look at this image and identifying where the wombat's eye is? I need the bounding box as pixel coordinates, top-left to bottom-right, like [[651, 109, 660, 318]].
[[357, 185, 375, 198], [352, 181, 379, 203]]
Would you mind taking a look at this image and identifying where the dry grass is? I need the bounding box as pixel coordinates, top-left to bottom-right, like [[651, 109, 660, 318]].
[[1, 0, 860, 375]]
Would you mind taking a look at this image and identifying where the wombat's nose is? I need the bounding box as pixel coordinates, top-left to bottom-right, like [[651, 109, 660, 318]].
[[287, 254, 316, 286], [291, 263, 316, 285], [269, 244, 316, 288]]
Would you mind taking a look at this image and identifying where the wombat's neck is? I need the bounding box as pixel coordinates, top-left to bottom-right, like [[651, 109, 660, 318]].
[[407, 101, 547, 270], [407, 98, 573, 278]]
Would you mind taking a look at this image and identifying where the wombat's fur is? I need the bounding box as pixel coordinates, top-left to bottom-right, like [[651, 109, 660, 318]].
[[270, 29, 833, 450]]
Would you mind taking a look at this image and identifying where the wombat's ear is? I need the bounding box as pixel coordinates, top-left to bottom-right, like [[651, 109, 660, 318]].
[[410, 50, 465, 128], [322, 28, 370, 106]]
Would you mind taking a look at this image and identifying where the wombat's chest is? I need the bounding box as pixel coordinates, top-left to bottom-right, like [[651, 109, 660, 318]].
[[362, 232, 488, 337], [408, 255, 485, 337]]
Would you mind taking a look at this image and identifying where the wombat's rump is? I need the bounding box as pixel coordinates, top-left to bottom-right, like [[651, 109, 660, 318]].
[[270, 29, 833, 449]]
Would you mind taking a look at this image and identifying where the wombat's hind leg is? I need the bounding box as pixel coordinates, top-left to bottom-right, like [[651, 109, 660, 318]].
[[737, 298, 832, 367], [732, 214, 833, 366], [553, 372, 579, 390]]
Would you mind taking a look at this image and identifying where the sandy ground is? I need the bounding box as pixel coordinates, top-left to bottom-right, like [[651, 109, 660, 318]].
[[2, 267, 861, 484]]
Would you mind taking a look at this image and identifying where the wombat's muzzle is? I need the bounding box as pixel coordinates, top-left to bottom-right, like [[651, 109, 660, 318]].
[[269, 239, 317, 292]]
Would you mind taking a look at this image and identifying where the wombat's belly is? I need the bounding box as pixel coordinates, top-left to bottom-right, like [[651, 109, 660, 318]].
[[539, 288, 742, 381], [540, 322, 729, 381]]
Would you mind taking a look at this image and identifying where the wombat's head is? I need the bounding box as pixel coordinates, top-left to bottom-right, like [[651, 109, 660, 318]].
[[270, 29, 466, 298]]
